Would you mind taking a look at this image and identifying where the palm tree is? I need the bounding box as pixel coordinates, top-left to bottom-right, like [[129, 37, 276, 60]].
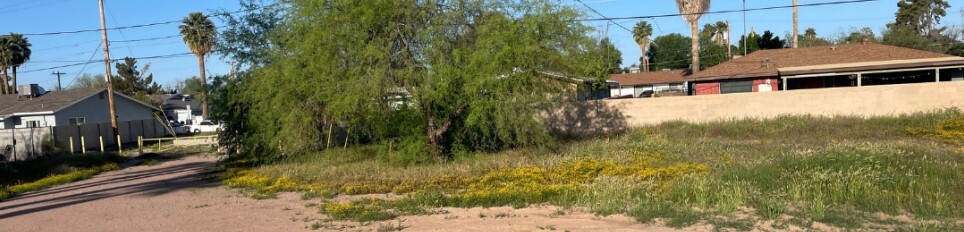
[[179, 12, 217, 119], [8, 33, 32, 94], [0, 35, 11, 95], [674, 0, 711, 72], [632, 21, 653, 72], [713, 21, 728, 46]]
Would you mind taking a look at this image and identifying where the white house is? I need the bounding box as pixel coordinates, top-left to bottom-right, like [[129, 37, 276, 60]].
[[0, 87, 159, 129]]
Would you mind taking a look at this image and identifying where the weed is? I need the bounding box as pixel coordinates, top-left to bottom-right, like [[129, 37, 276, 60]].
[[376, 219, 408, 232], [143, 159, 160, 166]]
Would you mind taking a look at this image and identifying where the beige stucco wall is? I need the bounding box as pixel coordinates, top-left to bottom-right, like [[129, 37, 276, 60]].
[[595, 81, 964, 127]]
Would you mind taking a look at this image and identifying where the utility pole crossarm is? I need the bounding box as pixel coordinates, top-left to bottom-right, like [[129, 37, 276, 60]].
[[51, 71, 66, 91]]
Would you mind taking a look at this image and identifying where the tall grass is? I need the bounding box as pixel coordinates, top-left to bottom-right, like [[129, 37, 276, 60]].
[[223, 109, 964, 229]]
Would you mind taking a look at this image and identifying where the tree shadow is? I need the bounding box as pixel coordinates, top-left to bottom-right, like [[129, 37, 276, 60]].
[[544, 100, 628, 138], [0, 159, 221, 219]]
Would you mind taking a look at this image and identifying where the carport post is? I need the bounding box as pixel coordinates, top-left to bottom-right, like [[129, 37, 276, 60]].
[[857, 73, 863, 86], [936, 68, 941, 82], [138, 136, 143, 155], [81, 136, 86, 154], [782, 77, 788, 91], [99, 136, 104, 152], [69, 137, 74, 154]]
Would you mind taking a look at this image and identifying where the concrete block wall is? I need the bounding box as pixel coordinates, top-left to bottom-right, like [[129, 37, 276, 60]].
[[581, 81, 964, 127]]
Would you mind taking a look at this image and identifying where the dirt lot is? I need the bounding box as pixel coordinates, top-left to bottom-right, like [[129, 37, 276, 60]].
[[0, 155, 712, 232]]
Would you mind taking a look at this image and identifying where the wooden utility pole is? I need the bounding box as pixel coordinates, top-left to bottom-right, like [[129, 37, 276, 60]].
[[726, 20, 732, 60], [792, 0, 799, 48], [98, 0, 120, 145], [743, 0, 747, 55], [51, 71, 65, 91]]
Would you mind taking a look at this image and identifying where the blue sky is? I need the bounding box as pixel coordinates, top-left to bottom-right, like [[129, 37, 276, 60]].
[[3, 0, 962, 90]]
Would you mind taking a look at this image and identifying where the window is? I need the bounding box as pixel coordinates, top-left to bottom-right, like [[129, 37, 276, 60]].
[[720, 80, 754, 94], [69, 117, 86, 125], [26, 121, 41, 128], [200, 121, 214, 126]]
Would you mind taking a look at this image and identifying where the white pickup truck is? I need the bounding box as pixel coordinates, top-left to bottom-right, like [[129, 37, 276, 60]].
[[185, 121, 223, 134]]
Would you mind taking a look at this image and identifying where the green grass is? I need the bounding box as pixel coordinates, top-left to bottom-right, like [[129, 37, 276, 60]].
[[1, 163, 120, 201], [1, 152, 127, 187], [222, 109, 964, 230]]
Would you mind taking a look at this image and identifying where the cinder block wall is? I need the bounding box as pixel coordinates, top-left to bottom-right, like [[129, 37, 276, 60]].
[[575, 81, 964, 128]]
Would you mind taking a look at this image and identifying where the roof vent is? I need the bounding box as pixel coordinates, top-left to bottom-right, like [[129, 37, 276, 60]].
[[861, 38, 869, 45], [762, 58, 771, 68]]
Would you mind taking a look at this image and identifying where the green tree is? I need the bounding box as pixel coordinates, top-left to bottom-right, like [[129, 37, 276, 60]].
[[113, 57, 159, 96], [650, 33, 692, 70], [245, 0, 605, 160], [68, 73, 107, 89], [737, 31, 761, 55], [674, 0, 711, 72], [632, 21, 653, 72], [3, 34, 30, 95], [179, 12, 217, 119], [946, 43, 964, 56], [758, 30, 786, 49], [599, 38, 622, 74], [214, 0, 284, 69], [180, 76, 204, 96], [895, 0, 950, 36], [799, 27, 832, 47]]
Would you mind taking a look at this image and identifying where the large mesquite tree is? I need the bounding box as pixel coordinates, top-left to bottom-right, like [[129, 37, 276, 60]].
[[243, 0, 608, 160]]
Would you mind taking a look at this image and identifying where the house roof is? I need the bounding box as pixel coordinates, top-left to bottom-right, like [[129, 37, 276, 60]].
[[687, 43, 964, 81], [0, 88, 159, 119], [609, 70, 686, 86], [152, 94, 202, 112]]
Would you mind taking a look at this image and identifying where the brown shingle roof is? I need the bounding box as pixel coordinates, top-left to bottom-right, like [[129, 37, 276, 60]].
[[609, 70, 686, 86], [0, 88, 159, 119], [0, 89, 102, 118], [688, 43, 964, 81]]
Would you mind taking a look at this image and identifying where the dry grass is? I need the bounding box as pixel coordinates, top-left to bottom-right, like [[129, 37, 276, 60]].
[[222, 109, 964, 230]]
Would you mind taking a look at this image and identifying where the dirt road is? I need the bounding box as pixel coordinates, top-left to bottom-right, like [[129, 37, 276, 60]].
[[0, 155, 697, 232]]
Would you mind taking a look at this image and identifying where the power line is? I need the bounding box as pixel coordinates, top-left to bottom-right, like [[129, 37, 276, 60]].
[[20, 2, 281, 36], [19, 51, 199, 74], [578, 0, 881, 22], [575, 0, 632, 33], [110, 35, 180, 43]]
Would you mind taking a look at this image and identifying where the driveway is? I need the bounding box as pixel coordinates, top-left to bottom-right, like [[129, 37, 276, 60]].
[[0, 155, 318, 232]]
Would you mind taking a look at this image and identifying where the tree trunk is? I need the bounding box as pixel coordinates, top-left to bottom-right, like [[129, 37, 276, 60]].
[[690, 20, 700, 72], [198, 55, 209, 119], [638, 44, 649, 72], [0, 68, 7, 95], [424, 103, 468, 160], [12, 66, 17, 94]]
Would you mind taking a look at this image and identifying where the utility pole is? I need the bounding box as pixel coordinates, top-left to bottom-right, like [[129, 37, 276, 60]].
[[98, 0, 119, 146], [727, 20, 732, 60], [743, 0, 747, 56], [792, 0, 799, 48], [51, 71, 65, 91]]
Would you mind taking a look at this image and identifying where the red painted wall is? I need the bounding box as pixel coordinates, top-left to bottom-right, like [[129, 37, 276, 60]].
[[694, 82, 720, 95]]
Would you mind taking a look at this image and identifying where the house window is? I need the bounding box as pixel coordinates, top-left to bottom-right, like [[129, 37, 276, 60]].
[[720, 80, 754, 94], [26, 121, 41, 128], [69, 117, 86, 125]]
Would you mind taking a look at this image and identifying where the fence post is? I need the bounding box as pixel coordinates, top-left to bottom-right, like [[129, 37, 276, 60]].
[[99, 136, 104, 152], [69, 137, 74, 154], [117, 135, 122, 153], [138, 136, 143, 156], [81, 136, 86, 154]]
